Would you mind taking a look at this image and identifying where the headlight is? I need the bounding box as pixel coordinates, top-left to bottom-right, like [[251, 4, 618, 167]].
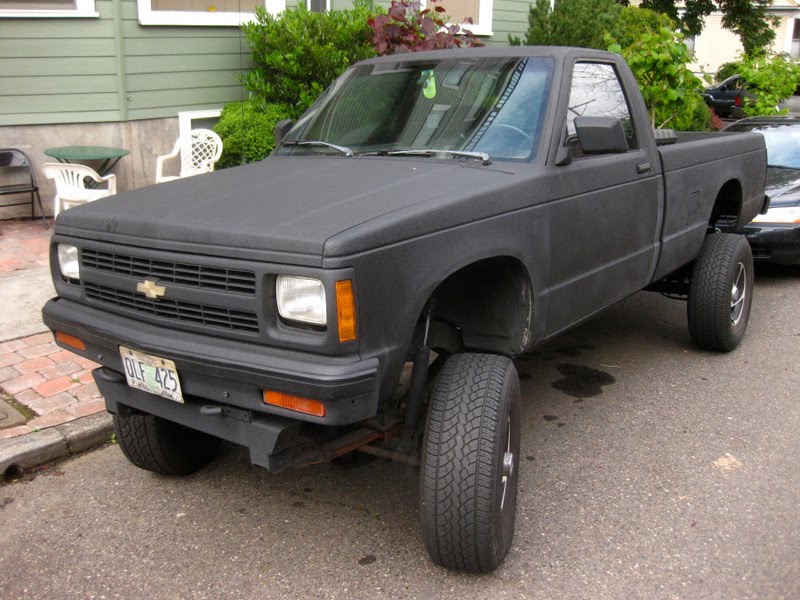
[[752, 206, 800, 224], [276, 276, 326, 325], [57, 244, 80, 280]]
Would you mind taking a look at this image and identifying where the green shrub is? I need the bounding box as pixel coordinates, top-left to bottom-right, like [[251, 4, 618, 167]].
[[510, 0, 622, 49], [610, 6, 676, 50], [715, 60, 741, 82], [241, 2, 379, 119], [213, 100, 293, 169], [737, 53, 800, 116], [608, 27, 711, 130]]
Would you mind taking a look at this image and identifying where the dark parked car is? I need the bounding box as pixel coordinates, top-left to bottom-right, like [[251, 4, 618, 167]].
[[724, 116, 800, 264], [704, 75, 751, 118]]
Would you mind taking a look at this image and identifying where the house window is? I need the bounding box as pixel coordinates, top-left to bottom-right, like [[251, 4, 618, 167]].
[[0, 0, 98, 18], [178, 109, 222, 140], [421, 0, 493, 36], [137, 0, 284, 25], [307, 0, 328, 12], [792, 19, 800, 58]]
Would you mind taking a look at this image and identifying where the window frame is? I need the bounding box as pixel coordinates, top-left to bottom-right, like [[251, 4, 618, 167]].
[[0, 0, 98, 18], [420, 0, 493, 36], [178, 108, 222, 140], [136, 0, 284, 26], [789, 16, 800, 58]]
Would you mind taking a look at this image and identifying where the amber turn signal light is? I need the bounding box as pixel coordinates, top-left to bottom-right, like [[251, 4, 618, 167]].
[[55, 331, 86, 351], [263, 390, 326, 418], [335, 279, 357, 342]]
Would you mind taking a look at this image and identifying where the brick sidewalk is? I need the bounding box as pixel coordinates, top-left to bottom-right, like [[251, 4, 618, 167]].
[[0, 332, 103, 440], [0, 219, 106, 439]]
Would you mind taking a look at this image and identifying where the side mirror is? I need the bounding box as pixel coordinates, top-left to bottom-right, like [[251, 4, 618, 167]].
[[574, 116, 628, 155], [718, 84, 728, 92], [274, 119, 295, 144]]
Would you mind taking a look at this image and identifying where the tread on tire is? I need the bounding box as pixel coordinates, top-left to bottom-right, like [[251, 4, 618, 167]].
[[114, 406, 220, 476], [688, 232, 754, 352], [420, 352, 521, 572]]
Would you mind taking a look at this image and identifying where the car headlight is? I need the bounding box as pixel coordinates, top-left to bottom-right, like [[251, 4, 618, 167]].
[[276, 275, 326, 325], [752, 206, 800, 224], [57, 244, 80, 280]]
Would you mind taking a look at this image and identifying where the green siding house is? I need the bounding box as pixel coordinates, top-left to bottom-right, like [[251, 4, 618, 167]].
[[0, 0, 528, 218]]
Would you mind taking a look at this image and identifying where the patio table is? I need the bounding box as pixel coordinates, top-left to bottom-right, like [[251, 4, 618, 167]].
[[44, 145, 130, 177]]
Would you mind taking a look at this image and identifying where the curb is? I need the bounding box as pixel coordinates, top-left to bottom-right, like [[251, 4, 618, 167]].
[[0, 412, 113, 478]]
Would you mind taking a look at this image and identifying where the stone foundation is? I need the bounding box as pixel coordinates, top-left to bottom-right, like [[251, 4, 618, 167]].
[[0, 117, 180, 220]]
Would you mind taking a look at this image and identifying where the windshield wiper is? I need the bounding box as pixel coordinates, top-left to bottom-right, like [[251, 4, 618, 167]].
[[281, 139, 354, 157], [361, 148, 491, 165]]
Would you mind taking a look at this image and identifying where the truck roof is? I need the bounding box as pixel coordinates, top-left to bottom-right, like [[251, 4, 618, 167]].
[[358, 45, 622, 65]]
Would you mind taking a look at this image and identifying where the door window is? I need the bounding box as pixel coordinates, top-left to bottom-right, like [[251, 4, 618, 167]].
[[566, 62, 638, 155]]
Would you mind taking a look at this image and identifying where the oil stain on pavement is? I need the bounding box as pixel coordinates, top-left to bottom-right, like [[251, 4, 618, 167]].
[[551, 363, 616, 399]]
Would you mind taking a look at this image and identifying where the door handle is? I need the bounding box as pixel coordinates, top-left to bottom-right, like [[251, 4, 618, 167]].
[[636, 162, 652, 174]]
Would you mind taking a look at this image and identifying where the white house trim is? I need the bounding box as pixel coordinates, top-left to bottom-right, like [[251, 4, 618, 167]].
[[0, 0, 98, 18], [783, 11, 800, 53], [137, 0, 284, 26]]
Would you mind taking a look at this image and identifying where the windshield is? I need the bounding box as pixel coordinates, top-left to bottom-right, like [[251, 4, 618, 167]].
[[726, 122, 800, 169], [275, 56, 554, 163]]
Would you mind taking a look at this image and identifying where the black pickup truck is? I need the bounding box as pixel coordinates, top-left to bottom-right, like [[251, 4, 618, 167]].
[[43, 47, 767, 572]]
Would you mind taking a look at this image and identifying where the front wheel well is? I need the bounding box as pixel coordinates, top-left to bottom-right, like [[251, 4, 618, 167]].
[[421, 257, 533, 356]]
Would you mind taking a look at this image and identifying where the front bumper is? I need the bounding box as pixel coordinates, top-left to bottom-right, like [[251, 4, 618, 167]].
[[43, 297, 381, 426], [744, 223, 800, 265]]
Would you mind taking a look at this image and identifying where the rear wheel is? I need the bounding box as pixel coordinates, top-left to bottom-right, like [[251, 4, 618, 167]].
[[688, 233, 754, 352], [114, 406, 220, 476], [420, 353, 521, 572]]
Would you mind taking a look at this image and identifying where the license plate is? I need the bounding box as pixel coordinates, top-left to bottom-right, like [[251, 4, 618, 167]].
[[120, 346, 184, 403]]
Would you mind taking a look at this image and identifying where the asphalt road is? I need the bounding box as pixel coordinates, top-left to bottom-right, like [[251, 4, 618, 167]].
[[1, 266, 798, 600]]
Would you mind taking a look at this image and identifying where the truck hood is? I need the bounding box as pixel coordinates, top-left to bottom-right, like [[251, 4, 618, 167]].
[[55, 157, 515, 265]]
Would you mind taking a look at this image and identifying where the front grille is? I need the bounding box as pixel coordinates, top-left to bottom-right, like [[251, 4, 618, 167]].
[[82, 249, 256, 295], [85, 282, 260, 334]]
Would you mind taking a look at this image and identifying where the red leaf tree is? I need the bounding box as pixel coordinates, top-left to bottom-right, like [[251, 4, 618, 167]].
[[369, 0, 484, 55]]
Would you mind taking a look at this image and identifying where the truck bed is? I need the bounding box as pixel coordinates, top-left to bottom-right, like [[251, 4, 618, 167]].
[[653, 130, 767, 280]]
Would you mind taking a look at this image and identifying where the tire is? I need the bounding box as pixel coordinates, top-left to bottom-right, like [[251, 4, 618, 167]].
[[420, 353, 521, 572], [113, 406, 220, 476], [688, 232, 754, 352]]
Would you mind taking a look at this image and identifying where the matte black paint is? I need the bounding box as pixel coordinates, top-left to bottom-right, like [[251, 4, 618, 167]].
[[43, 47, 767, 461]]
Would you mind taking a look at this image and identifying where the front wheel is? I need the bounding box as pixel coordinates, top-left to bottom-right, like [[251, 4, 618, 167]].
[[420, 353, 521, 572], [114, 406, 220, 476], [688, 232, 754, 352]]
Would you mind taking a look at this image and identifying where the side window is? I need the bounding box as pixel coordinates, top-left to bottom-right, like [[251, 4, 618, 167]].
[[566, 62, 638, 157]]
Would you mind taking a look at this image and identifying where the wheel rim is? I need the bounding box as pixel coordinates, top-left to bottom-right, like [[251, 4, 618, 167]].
[[730, 261, 746, 326], [500, 414, 514, 511]]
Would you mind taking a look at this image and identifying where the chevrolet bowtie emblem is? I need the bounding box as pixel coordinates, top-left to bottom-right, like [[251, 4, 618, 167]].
[[136, 280, 166, 300]]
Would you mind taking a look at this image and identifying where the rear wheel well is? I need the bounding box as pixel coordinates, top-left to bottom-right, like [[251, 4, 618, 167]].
[[421, 258, 533, 356], [709, 180, 743, 231]]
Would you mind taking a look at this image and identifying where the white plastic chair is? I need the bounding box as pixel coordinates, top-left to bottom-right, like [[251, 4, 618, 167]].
[[42, 163, 117, 217], [155, 128, 223, 184]]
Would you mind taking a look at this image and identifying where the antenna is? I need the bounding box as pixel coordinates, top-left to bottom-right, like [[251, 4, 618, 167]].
[[237, 0, 246, 166]]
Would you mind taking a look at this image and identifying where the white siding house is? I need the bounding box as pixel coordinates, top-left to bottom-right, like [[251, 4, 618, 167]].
[[689, 1, 800, 76]]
